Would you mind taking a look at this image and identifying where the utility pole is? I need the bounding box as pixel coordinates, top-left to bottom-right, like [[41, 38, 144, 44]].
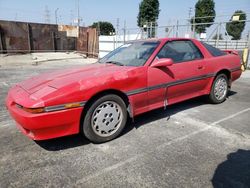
[[116, 18, 120, 35], [192, 15, 196, 38], [75, 0, 82, 26], [123, 20, 126, 44], [77, 0, 80, 27], [188, 7, 192, 20], [116, 18, 120, 48], [70, 10, 74, 25], [55, 8, 59, 25], [44, 5, 51, 24], [187, 7, 192, 34]]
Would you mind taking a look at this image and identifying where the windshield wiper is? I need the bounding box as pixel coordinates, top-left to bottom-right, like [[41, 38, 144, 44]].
[[105, 61, 124, 66]]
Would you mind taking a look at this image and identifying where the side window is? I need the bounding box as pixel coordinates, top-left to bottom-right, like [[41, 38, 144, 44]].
[[201, 42, 227, 57], [157, 40, 203, 63]]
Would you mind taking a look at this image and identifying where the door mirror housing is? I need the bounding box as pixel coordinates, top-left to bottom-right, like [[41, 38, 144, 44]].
[[151, 58, 174, 68]]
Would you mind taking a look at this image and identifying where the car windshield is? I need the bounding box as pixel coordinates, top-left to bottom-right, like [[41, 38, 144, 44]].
[[99, 41, 160, 66]]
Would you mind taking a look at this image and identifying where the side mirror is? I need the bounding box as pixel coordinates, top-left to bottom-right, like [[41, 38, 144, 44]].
[[151, 58, 173, 68]]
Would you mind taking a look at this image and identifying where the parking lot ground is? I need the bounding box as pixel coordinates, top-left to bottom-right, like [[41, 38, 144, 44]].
[[0, 55, 250, 188]]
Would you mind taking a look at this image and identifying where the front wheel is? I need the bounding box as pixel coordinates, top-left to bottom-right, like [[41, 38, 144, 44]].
[[82, 94, 127, 143], [208, 74, 229, 104]]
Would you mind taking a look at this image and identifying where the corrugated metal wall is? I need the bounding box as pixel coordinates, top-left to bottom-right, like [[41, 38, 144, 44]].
[[0, 20, 98, 57]]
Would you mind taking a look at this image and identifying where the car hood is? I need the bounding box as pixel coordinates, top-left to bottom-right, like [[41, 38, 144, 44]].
[[18, 63, 136, 94]]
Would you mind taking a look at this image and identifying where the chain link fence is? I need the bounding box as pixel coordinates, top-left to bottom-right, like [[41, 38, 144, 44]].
[[99, 20, 250, 68]]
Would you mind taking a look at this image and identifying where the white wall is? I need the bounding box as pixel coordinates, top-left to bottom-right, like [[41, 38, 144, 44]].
[[99, 34, 141, 58], [99, 35, 248, 58]]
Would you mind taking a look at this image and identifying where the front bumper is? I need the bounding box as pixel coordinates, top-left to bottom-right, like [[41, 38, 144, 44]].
[[5, 86, 83, 140]]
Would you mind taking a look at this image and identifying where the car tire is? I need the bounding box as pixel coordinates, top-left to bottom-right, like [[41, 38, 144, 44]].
[[208, 74, 229, 104], [82, 94, 127, 143]]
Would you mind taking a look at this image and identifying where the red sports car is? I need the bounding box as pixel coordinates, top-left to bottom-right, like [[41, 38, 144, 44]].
[[6, 38, 242, 143]]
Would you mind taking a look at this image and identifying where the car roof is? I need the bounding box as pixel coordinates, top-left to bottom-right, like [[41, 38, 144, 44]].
[[158, 37, 198, 42], [131, 37, 198, 43]]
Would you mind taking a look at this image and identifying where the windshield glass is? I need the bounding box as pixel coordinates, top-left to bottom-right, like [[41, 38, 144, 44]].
[[99, 41, 160, 66]]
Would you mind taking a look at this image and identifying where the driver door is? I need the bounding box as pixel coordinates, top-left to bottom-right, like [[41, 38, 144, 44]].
[[147, 40, 207, 110]]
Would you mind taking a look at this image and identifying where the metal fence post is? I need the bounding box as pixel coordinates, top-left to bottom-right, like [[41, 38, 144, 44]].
[[0, 31, 3, 53], [113, 36, 115, 50], [247, 31, 250, 49], [123, 21, 126, 44], [27, 23, 34, 53], [192, 17, 196, 38], [149, 22, 153, 38], [51, 31, 56, 52], [247, 31, 250, 68], [176, 20, 179, 37]]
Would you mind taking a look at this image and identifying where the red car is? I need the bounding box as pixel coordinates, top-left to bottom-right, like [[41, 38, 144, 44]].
[[6, 38, 241, 143]]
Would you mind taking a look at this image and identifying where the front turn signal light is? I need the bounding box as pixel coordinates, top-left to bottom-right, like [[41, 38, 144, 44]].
[[64, 103, 81, 109], [16, 101, 83, 114], [23, 107, 45, 113], [16, 104, 45, 114]]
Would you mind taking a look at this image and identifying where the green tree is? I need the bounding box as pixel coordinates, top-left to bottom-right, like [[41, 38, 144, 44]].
[[137, 0, 160, 37], [91, 21, 115, 36], [191, 0, 216, 34], [226, 10, 246, 40]]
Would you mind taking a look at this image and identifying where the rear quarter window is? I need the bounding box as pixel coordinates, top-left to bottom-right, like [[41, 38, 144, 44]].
[[201, 42, 227, 57]]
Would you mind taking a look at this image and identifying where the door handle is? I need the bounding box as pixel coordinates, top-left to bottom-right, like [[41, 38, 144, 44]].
[[198, 65, 204, 70]]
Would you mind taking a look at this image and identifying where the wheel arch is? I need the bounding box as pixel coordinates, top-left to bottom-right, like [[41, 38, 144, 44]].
[[80, 89, 131, 131], [215, 69, 232, 88]]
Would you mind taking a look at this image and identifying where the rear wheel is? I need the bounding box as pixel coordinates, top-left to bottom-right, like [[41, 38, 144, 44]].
[[208, 74, 229, 104], [82, 94, 127, 143]]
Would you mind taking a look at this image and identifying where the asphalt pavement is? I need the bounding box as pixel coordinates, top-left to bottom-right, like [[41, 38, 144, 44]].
[[0, 55, 249, 188]]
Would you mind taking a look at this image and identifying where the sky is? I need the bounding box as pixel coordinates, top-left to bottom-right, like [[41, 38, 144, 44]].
[[0, 0, 250, 38]]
